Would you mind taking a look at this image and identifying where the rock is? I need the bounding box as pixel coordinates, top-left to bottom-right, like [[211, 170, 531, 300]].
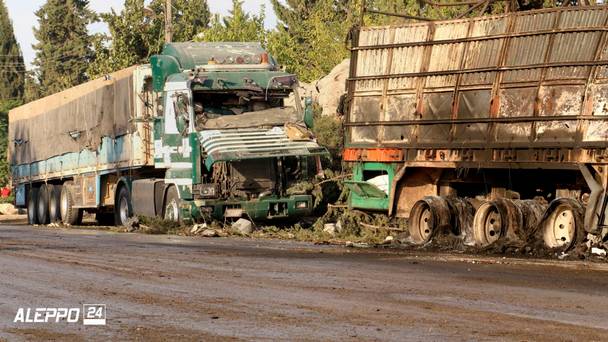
[[231, 218, 253, 235], [200, 229, 219, 238], [0, 203, 18, 215], [323, 223, 337, 236], [335, 220, 343, 233], [190, 223, 207, 234], [285, 59, 349, 118], [316, 59, 349, 116], [591, 247, 607, 257]]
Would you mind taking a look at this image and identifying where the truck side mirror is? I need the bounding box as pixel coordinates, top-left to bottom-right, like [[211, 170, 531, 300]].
[[304, 97, 314, 129], [173, 92, 190, 136]]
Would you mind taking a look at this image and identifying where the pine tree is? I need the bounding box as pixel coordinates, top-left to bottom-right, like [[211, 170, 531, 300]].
[[88, 0, 210, 78], [0, 0, 25, 101], [32, 0, 95, 96], [196, 0, 266, 43], [267, 0, 351, 82]]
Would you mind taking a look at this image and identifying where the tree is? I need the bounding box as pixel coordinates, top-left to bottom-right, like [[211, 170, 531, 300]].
[[195, 0, 266, 43], [268, 0, 351, 82], [32, 0, 95, 96], [0, 0, 25, 101], [0, 99, 20, 186], [89, 0, 210, 78]]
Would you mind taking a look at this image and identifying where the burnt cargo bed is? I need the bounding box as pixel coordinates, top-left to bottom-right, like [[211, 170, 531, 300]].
[[343, 6, 608, 252]]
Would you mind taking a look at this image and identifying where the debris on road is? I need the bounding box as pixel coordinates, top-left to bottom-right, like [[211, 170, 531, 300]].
[[200, 229, 219, 238], [191, 223, 208, 235], [591, 247, 607, 257], [323, 223, 338, 236]]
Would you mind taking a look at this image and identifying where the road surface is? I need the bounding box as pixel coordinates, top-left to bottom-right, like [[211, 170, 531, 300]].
[[1, 224, 607, 341]]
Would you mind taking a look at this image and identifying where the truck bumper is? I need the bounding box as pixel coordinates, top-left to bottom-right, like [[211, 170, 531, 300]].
[[189, 195, 313, 221]]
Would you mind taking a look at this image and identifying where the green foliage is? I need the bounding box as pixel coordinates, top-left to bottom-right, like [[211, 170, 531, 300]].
[[0, 0, 25, 101], [32, 0, 95, 96], [195, 0, 266, 43], [313, 112, 343, 157], [89, 0, 210, 78], [0, 99, 21, 186], [268, 0, 351, 82]]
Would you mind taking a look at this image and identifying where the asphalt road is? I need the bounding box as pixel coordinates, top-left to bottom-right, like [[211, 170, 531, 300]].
[[1, 224, 608, 341]]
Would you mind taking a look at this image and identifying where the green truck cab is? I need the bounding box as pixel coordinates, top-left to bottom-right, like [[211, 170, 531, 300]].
[[149, 42, 327, 223]]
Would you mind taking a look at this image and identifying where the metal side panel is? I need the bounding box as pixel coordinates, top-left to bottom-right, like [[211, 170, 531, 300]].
[[347, 6, 608, 164], [11, 133, 148, 184]]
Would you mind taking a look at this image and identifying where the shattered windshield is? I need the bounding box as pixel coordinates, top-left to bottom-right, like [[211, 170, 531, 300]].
[[192, 86, 303, 130]]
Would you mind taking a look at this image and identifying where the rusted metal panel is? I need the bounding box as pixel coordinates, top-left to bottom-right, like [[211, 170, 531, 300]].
[[347, 6, 608, 164]]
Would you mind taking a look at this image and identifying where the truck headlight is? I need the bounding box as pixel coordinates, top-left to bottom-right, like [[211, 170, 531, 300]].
[[296, 201, 308, 209]]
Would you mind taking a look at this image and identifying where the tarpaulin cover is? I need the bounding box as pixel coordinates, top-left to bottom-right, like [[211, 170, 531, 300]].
[[9, 66, 138, 165]]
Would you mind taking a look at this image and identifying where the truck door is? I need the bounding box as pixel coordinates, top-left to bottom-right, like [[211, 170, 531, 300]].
[[154, 82, 194, 170]]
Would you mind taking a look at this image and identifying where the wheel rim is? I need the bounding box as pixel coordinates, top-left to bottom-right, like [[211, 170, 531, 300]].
[[119, 196, 129, 224], [49, 191, 58, 221], [28, 197, 36, 223], [543, 204, 576, 249], [164, 200, 179, 222], [473, 202, 502, 247], [417, 206, 432, 242], [408, 200, 435, 244], [37, 187, 47, 222], [60, 190, 69, 219], [483, 209, 502, 245]]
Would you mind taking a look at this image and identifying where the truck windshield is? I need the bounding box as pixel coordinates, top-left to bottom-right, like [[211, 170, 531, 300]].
[[192, 86, 303, 130]]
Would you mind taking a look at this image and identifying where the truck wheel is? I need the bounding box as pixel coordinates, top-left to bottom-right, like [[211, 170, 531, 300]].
[[60, 184, 82, 225], [37, 184, 51, 225], [114, 186, 133, 226], [27, 187, 39, 225], [163, 186, 181, 223], [48, 185, 62, 223]]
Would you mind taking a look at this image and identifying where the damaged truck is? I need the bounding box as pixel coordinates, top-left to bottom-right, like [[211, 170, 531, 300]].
[[9, 42, 327, 226], [343, 5, 608, 251]]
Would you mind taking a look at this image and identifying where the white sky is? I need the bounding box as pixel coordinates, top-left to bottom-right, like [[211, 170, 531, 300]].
[[4, 0, 277, 69]]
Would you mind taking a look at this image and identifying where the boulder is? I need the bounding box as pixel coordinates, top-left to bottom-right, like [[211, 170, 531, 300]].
[[0, 203, 18, 215], [316, 59, 349, 116], [231, 218, 253, 235]]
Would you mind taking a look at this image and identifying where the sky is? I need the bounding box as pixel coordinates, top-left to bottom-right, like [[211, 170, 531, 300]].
[[4, 0, 277, 69]]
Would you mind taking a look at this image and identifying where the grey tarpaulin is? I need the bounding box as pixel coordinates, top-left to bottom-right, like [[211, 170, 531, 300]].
[[8, 66, 141, 165]]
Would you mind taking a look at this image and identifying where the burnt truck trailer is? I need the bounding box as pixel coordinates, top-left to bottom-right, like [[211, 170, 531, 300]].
[[9, 42, 327, 226], [343, 5, 608, 250]]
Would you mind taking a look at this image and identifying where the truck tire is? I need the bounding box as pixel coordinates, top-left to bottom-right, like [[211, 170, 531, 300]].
[[27, 187, 39, 225], [37, 184, 51, 224], [114, 186, 133, 226], [60, 184, 82, 225], [163, 186, 181, 223], [48, 185, 62, 223]]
